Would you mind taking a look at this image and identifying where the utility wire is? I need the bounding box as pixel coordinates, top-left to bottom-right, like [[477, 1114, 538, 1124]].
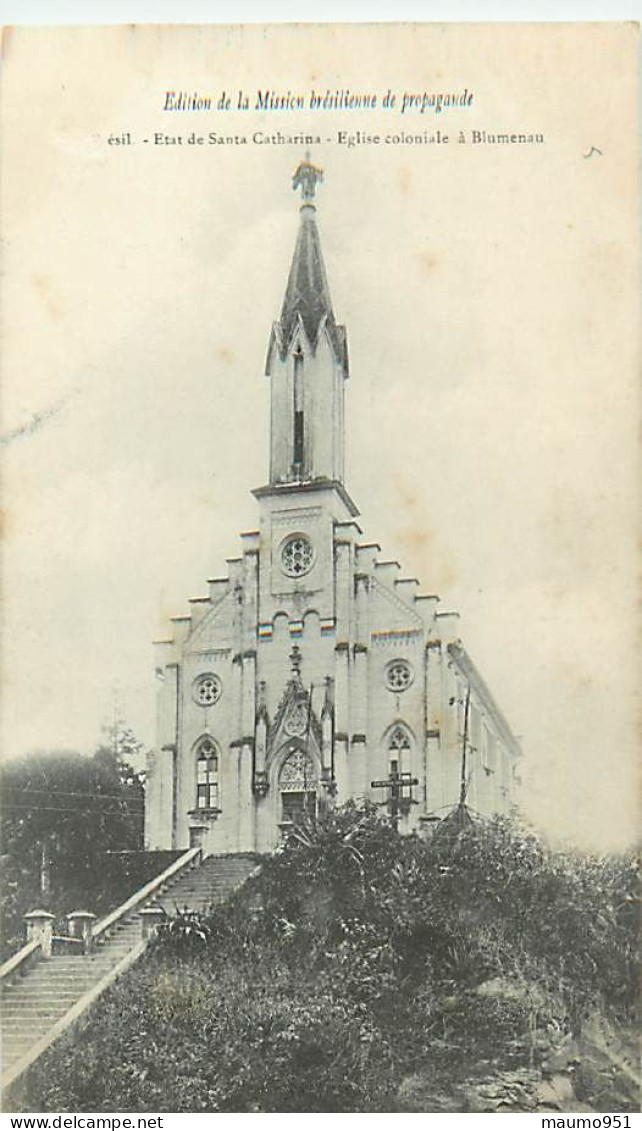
[[3, 788, 143, 801], [3, 803, 143, 816]]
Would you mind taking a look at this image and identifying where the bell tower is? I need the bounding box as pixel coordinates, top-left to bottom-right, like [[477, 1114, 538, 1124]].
[[264, 156, 349, 487], [253, 157, 358, 637]]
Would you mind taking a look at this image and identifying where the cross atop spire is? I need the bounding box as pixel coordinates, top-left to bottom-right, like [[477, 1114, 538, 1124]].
[[292, 154, 324, 203]]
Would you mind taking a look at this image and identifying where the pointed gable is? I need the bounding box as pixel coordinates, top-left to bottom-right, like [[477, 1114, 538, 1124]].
[[269, 675, 323, 754], [266, 645, 323, 767]]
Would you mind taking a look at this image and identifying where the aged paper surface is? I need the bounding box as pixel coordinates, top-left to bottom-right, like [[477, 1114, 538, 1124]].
[[1, 21, 638, 853]]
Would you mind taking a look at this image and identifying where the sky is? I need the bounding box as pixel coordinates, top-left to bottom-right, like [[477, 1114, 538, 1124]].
[[1, 23, 638, 851]]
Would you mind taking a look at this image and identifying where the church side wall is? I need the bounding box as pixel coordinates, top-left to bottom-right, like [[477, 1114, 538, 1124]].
[[441, 652, 519, 817], [364, 634, 426, 831]]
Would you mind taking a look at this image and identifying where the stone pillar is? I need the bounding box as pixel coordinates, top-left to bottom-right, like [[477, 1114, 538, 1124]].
[[241, 540, 260, 653], [231, 652, 243, 747], [334, 642, 350, 801], [159, 743, 177, 850], [238, 741, 253, 850], [352, 643, 368, 742], [321, 677, 334, 775], [139, 904, 166, 940], [354, 567, 370, 635], [24, 910, 55, 958], [334, 540, 353, 643], [241, 651, 257, 740], [333, 734, 350, 801], [334, 642, 349, 736], [254, 687, 268, 789], [67, 910, 97, 954], [150, 660, 180, 850]]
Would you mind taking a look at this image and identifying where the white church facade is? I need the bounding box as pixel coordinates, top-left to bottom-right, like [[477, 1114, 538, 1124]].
[[145, 159, 521, 856]]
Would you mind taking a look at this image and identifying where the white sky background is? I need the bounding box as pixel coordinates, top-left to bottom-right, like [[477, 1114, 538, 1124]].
[[1, 22, 638, 852]]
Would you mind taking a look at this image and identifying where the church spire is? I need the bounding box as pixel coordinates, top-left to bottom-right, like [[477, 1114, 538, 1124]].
[[270, 157, 348, 369], [264, 159, 350, 488]]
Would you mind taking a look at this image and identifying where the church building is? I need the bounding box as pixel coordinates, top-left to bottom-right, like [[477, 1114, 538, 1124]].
[[145, 159, 521, 855]]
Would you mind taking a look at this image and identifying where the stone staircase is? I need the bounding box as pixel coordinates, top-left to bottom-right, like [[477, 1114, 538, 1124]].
[[154, 853, 258, 914], [1, 852, 258, 1092]]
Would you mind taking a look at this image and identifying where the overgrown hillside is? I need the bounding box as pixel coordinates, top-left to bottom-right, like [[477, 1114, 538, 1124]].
[[14, 806, 640, 1113]]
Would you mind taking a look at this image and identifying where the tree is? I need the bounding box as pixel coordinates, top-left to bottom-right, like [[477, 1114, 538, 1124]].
[[1, 742, 144, 958], [101, 706, 147, 778]]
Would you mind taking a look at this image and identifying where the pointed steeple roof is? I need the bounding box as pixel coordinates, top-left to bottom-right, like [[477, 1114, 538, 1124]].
[[269, 159, 348, 371], [280, 209, 335, 347]]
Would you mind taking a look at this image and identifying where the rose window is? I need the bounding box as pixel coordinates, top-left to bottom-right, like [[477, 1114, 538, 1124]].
[[193, 673, 222, 706], [385, 660, 413, 693], [281, 535, 314, 577]]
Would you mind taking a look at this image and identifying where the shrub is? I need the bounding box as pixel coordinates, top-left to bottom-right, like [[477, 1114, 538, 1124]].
[[13, 805, 640, 1113]]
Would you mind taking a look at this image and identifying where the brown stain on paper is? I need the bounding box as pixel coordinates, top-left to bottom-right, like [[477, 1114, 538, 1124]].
[[33, 275, 62, 321], [417, 250, 439, 275], [398, 165, 412, 196], [1, 26, 13, 61]]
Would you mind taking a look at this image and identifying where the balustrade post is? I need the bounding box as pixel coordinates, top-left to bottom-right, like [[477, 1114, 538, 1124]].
[[139, 904, 165, 940], [67, 910, 97, 954], [23, 909, 55, 958]]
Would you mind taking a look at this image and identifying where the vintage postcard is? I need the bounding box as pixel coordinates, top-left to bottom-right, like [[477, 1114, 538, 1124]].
[[1, 22, 638, 1114]]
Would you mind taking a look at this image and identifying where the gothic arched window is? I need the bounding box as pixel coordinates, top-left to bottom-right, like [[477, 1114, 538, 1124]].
[[196, 738, 219, 810], [279, 748, 317, 823], [388, 725, 411, 775]]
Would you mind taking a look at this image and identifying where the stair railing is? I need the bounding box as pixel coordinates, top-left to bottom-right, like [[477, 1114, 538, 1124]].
[[0, 939, 42, 990], [92, 846, 202, 945]]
